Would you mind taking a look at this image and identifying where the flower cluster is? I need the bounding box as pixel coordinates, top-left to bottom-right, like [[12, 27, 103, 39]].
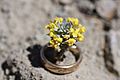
[[45, 17, 86, 49]]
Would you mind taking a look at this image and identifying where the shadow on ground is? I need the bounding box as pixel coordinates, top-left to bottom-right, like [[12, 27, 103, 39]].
[[26, 44, 66, 75], [27, 44, 43, 68]]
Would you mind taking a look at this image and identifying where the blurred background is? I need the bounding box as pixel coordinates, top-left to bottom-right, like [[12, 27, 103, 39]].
[[0, 0, 120, 80]]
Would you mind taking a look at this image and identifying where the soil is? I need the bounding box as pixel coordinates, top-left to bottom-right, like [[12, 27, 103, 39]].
[[0, 0, 120, 80]]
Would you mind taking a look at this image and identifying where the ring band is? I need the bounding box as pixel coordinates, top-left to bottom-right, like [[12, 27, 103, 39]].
[[40, 44, 82, 74]]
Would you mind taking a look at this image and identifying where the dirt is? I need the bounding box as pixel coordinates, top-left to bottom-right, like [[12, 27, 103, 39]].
[[0, 0, 120, 80]]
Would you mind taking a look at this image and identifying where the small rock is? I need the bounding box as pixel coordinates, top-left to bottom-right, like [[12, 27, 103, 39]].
[[95, 0, 117, 20], [116, 0, 120, 18], [109, 31, 120, 76], [117, 6, 120, 18], [59, 0, 73, 5], [77, 0, 95, 15], [5, 69, 9, 75], [111, 19, 120, 31], [9, 76, 15, 80]]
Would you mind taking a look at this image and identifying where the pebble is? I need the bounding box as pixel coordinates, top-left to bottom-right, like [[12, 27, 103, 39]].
[[77, 0, 95, 15], [59, 0, 73, 5], [96, 0, 117, 20], [116, 0, 120, 18], [111, 19, 120, 31]]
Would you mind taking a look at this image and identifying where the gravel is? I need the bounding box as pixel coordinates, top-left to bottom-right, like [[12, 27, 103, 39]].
[[0, 0, 120, 80], [95, 0, 117, 20]]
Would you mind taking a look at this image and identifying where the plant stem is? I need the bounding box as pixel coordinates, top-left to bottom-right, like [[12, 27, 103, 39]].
[[55, 45, 68, 61]]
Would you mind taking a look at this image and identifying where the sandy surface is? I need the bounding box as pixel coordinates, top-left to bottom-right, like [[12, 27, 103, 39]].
[[0, 0, 120, 80]]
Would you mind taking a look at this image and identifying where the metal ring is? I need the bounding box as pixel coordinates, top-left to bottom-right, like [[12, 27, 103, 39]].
[[40, 44, 82, 74]]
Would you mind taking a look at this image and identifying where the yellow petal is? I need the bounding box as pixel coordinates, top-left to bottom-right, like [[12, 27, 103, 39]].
[[67, 38, 76, 46], [67, 17, 71, 22], [49, 32, 55, 37], [77, 34, 84, 41], [72, 29, 79, 37], [54, 17, 63, 24], [53, 44, 58, 48], [72, 32, 77, 37], [49, 40, 54, 44], [74, 18, 79, 26], [45, 25, 49, 29], [80, 27, 86, 33], [64, 35, 70, 39], [70, 28, 74, 33], [57, 37, 63, 43], [59, 17, 63, 23]]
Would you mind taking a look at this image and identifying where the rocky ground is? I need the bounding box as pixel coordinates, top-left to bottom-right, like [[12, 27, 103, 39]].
[[0, 0, 120, 80]]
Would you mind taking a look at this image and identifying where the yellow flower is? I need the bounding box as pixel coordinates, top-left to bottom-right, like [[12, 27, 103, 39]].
[[50, 28, 54, 31], [49, 40, 54, 45], [49, 32, 56, 37], [70, 28, 77, 37], [59, 17, 63, 23], [72, 29, 79, 37], [52, 37, 63, 43], [73, 18, 79, 26], [46, 23, 56, 29], [49, 23, 56, 28], [56, 37, 63, 43], [72, 32, 77, 37], [70, 28, 74, 33], [49, 40, 58, 48], [77, 34, 84, 41], [78, 24, 82, 28], [67, 17, 72, 22], [67, 18, 79, 26], [80, 27, 86, 33], [67, 38, 76, 46], [54, 17, 63, 24], [63, 35, 70, 39], [45, 24, 49, 29], [53, 44, 58, 48]]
